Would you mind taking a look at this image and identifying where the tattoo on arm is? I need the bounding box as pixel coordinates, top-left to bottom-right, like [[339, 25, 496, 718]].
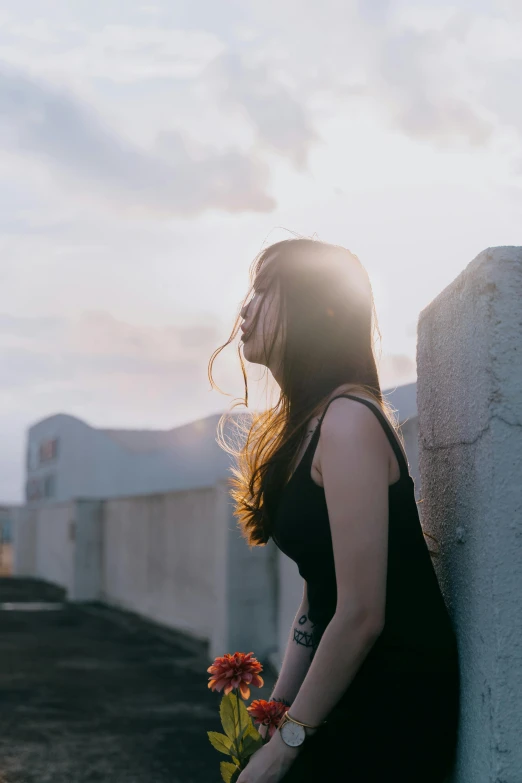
[[293, 613, 316, 648], [272, 697, 291, 707]]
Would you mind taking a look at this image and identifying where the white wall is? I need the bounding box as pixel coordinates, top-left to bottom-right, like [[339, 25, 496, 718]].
[[12, 501, 75, 591], [12, 499, 102, 600], [35, 501, 75, 593], [12, 505, 38, 576], [13, 482, 278, 662], [417, 245, 522, 783], [74, 500, 103, 601], [102, 486, 219, 642], [101, 481, 278, 661]]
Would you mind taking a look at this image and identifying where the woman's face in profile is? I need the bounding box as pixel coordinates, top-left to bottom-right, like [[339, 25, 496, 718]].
[[239, 260, 283, 370]]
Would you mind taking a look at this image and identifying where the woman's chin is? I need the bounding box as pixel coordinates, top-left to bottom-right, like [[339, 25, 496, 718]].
[[242, 341, 258, 364]]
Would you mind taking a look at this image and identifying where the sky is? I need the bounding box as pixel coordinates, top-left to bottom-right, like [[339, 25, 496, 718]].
[[1, 0, 521, 502]]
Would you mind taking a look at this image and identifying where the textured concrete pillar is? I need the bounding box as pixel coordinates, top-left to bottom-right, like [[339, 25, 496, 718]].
[[417, 246, 522, 783], [72, 499, 103, 601], [13, 500, 103, 600], [12, 506, 38, 576]]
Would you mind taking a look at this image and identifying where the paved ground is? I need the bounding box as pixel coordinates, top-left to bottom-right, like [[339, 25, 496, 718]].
[[0, 578, 277, 783]]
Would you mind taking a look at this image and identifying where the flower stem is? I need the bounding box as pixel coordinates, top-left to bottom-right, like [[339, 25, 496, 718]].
[[235, 688, 243, 764]]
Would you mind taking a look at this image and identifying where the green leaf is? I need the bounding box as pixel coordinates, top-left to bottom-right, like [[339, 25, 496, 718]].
[[220, 761, 241, 783], [208, 731, 236, 755], [219, 692, 254, 746], [220, 693, 240, 742], [242, 720, 262, 741]]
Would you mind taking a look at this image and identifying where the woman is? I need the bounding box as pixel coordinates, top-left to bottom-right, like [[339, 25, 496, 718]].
[[208, 236, 460, 782]]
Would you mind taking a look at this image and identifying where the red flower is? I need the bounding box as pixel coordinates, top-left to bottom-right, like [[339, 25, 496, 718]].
[[207, 651, 264, 700], [247, 699, 290, 738]]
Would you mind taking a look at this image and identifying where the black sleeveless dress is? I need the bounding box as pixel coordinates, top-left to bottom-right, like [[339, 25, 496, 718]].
[[271, 394, 460, 783]]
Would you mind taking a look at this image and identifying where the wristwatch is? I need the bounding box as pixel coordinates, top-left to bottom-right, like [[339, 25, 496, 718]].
[[278, 712, 324, 748]]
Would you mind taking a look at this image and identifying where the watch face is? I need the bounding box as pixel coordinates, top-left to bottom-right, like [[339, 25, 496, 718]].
[[280, 720, 306, 747]]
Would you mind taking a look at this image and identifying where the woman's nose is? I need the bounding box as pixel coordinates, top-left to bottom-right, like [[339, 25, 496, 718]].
[[240, 301, 249, 320]]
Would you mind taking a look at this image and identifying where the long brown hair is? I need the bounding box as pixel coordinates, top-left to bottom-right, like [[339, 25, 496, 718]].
[[209, 235, 435, 553]]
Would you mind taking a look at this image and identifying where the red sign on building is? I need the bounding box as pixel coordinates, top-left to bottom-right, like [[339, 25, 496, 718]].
[[39, 438, 59, 463]]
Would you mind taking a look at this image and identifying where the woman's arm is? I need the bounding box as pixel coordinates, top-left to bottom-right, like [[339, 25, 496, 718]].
[[267, 581, 316, 706]]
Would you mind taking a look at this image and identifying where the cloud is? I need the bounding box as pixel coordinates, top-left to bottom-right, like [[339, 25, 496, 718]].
[[0, 4, 228, 73], [0, 314, 64, 340], [0, 308, 227, 390], [373, 25, 495, 147], [0, 63, 276, 217], [355, 0, 392, 25], [0, 22, 226, 83], [241, 0, 519, 150], [3, 0, 518, 183], [207, 51, 322, 170]]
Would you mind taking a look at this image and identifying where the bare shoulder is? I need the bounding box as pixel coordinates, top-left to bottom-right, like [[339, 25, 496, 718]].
[[321, 383, 386, 435], [320, 394, 384, 442], [322, 384, 384, 425], [313, 385, 408, 487]]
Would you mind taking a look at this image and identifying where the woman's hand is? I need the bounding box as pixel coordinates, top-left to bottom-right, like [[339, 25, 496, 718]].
[[236, 729, 300, 783]]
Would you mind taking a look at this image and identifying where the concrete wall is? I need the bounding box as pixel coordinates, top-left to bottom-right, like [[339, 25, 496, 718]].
[[417, 246, 522, 783], [12, 483, 278, 663], [74, 500, 104, 601], [12, 500, 103, 600], [12, 505, 38, 576], [102, 487, 219, 642], [101, 481, 277, 661], [35, 502, 75, 593]]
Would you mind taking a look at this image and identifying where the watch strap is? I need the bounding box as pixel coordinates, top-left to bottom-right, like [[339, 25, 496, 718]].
[[281, 712, 325, 730]]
